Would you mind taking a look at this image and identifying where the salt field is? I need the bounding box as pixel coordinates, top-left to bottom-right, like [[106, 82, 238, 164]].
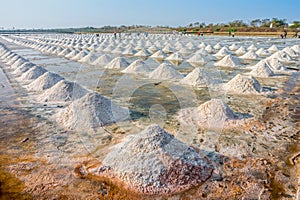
[[0, 33, 299, 199]]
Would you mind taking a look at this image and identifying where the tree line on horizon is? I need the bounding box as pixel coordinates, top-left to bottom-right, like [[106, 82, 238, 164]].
[[185, 18, 300, 30]]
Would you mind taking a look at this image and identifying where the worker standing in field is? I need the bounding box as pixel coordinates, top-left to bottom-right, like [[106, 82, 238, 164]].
[[284, 30, 287, 38], [114, 32, 117, 39]]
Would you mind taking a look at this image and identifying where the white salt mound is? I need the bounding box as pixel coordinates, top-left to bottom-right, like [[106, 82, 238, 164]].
[[177, 99, 242, 128], [255, 48, 270, 57], [235, 46, 247, 55], [269, 51, 293, 63], [105, 57, 129, 69], [222, 74, 261, 94], [12, 62, 35, 76], [239, 51, 259, 60], [248, 61, 274, 78], [149, 63, 183, 80], [268, 45, 279, 53], [265, 58, 286, 71], [78, 124, 212, 195], [121, 59, 151, 74], [214, 55, 240, 67], [291, 45, 300, 53], [92, 54, 112, 66], [18, 66, 47, 82], [134, 49, 151, 57], [38, 80, 88, 102], [180, 68, 207, 87], [150, 50, 167, 59], [78, 52, 98, 64], [214, 47, 231, 58], [56, 92, 129, 131], [186, 53, 208, 65], [26, 72, 64, 91], [166, 52, 184, 61]]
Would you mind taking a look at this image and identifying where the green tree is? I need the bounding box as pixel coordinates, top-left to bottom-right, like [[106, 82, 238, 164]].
[[261, 19, 271, 27], [250, 19, 261, 27], [290, 21, 300, 29]]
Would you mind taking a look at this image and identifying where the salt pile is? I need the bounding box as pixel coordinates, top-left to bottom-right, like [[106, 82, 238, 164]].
[[255, 48, 270, 57], [269, 51, 293, 63], [38, 80, 88, 102], [265, 58, 286, 71], [134, 49, 151, 57], [213, 43, 222, 50], [105, 57, 129, 69], [214, 55, 240, 67], [239, 51, 259, 60], [65, 49, 80, 59], [186, 53, 208, 65], [18, 66, 47, 82], [177, 99, 245, 128], [121, 59, 151, 74], [204, 45, 214, 53], [178, 47, 192, 55], [122, 47, 137, 56], [235, 46, 247, 55], [92, 54, 112, 66], [150, 50, 167, 59], [149, 63, 183, 80], [56, 92, 128, 131], [214, 47, 231, 58], [229, 44, 239, 51], [247, 44, 257, 51], [76, 124, 213, 194], [268, 45, 279, 53], [222, 74, 261, 94], [248, 61, 274, 78], [26, 72, 64, 91], [282, 47, 298, 58], [71, 51, 88, 61], [11, 57, 28, 69], [58, 48, 72, 56], [78, 52, 98, 64], [180, 68, 208, 87], [162, 44, 174, 53], [291, 45, 300, 53], [166, 52, 184, 61]]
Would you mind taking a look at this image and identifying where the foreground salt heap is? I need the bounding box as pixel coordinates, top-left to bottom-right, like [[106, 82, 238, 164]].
[[177, 99, 247, 129], [26, 72, 64, 91], [222, 74, 261, 94], [56, 92, 128, 131], [18, 66, 47, 82], [38, 80, 88, 102], [76, 124, 213, 194]]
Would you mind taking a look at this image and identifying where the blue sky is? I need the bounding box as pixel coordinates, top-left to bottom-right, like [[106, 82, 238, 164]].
[[0, 0, 299, 29]]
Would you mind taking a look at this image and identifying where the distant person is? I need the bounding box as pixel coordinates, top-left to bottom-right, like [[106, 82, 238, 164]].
[[201, 32, 204, 36], [114, 32, 117, 39], [284, 30, 287, 38], [228, 31, 231, 37], [232, 32, 235, 37], [197, 31, 201, 36], [118, 32, 121, 39], [293, 31, 298, 38]]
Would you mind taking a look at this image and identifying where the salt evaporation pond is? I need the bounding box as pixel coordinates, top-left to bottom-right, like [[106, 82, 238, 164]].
[[0, 33, 299, 199]]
